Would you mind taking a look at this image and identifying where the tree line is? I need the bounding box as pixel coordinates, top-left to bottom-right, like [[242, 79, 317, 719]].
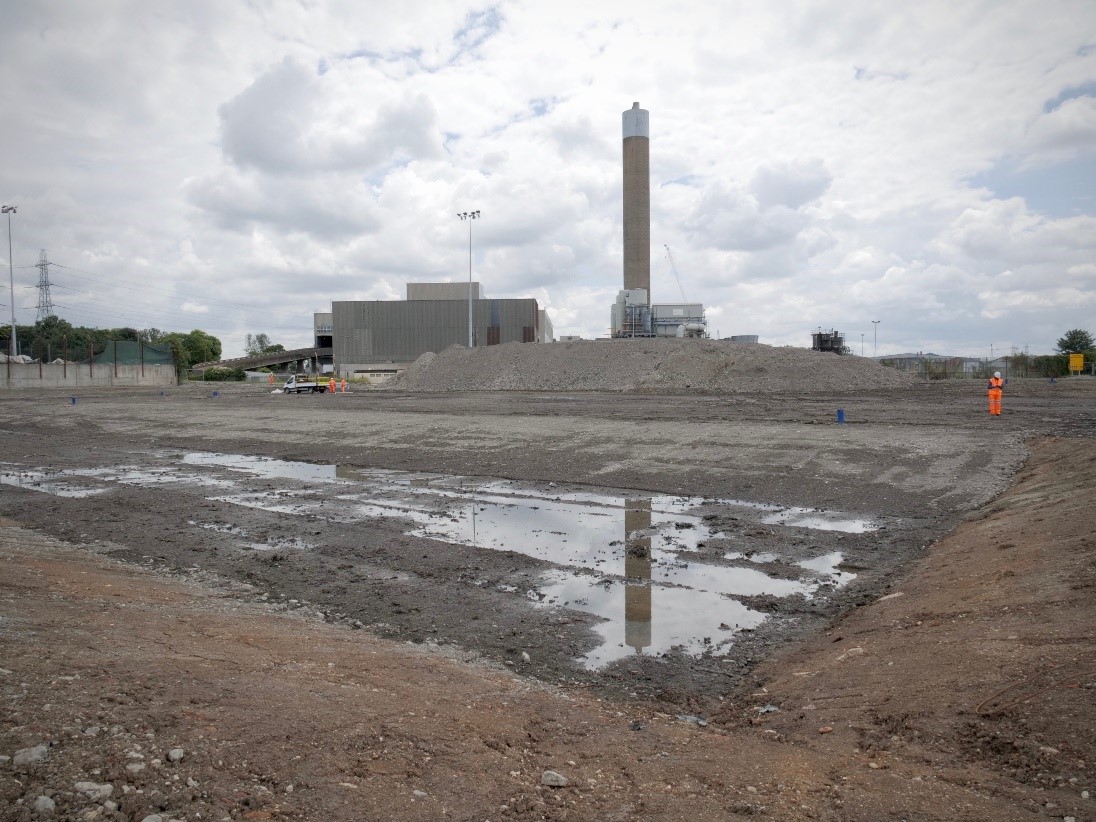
[[1, 316, 222, 370]]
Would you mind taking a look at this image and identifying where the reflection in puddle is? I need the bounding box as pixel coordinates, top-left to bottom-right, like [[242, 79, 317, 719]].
[[531, 499, 770, 667], [0, 469, 108, 498], [341, 488, 819, 668], [183, 453, 340, 483], [184, 456, 872, 668], [4, 451, 878, 670], [725, 551, 778, 563], [208, 491, 321, 516], [798, 551, 858, 587], [538, 570, 766, 668], [761, 507, 874, 533], [72, 466, 236, 489]]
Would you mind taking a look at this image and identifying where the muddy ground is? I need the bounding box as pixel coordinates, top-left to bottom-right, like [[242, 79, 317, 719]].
[[1, 378, 1094, 820]]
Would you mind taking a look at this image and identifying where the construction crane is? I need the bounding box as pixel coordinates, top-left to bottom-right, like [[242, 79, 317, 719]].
[[664, 245, 688, 302]]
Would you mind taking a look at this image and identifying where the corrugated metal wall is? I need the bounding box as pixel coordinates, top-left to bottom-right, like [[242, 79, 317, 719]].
[[333, 299, 540, 364], [405, 282, 483, 301]]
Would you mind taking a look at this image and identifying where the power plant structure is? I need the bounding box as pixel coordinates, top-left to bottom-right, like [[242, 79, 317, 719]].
[[611, 102, 708, 339], [622, 102, 650, 301], [811, 328, 849, 355]]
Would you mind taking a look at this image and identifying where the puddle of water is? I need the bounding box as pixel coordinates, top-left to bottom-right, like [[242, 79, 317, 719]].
[[0, 470, 108, 498], [761, 507, 874, 533], [726, 551, 779, 564], [184, 453, 340, 483], [5, 451, 883, 670], [535, 569, 767, 668], [208, 492, 322, 516], [181, 453, 874, 667], [798, 551, 858, 586], [71, 466, 237, 489]]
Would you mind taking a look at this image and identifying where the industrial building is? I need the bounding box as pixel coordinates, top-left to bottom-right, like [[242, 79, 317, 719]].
[[612, 103, 709, 339], [811, 329, 849, 355], [328, 282, 552, 381], [611, 288, 707, 338]]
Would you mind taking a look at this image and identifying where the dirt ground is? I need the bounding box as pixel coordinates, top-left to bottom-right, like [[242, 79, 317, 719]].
[[1, 378, 1093, 820]]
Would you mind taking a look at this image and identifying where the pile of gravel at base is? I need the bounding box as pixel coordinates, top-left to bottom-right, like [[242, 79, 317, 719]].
[[385, 339, 913, 394]]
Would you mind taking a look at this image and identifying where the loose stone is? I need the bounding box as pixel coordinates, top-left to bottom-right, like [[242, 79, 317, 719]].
[[74, 781, 114, 800], [34, 795, 56, 814], [541, 770, 569, 787], [14, 743, 50, 766]]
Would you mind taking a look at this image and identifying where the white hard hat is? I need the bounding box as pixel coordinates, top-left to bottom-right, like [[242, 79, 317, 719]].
[[993, 371, 1001, 378]]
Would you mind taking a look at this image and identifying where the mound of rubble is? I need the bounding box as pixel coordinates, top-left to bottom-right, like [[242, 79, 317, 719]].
[[386, 339, 913, 394]]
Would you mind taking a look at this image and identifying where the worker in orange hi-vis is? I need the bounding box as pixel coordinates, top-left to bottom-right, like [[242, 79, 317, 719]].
[[267, 372, 275, 385], [340, 378, 347, 393], [986, 371, 1004, 416], [328, 377, 336, 394]]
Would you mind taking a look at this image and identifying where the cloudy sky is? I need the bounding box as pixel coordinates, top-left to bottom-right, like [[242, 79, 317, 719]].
[[2, 0, 1094, 359]]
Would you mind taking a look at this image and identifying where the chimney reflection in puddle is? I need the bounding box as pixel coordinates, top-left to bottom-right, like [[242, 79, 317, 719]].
[[624, 498, 653, 656]]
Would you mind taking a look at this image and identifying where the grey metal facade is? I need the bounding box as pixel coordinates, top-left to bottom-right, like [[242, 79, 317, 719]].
[[333, 298, 542, 365], [406, 282, 483, 301]]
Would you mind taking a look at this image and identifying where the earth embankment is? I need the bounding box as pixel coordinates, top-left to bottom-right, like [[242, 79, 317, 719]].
[[388, 339, 914, 393]]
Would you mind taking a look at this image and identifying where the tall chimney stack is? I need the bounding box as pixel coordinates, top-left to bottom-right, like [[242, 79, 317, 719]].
[[622, 102, 650, 303]]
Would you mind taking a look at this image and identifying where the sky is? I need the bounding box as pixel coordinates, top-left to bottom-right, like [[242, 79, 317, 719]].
[[1, 0, 1094, 360]]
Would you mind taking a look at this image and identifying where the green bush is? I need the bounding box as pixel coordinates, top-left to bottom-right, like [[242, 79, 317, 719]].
[[202, 367, 246, 382]]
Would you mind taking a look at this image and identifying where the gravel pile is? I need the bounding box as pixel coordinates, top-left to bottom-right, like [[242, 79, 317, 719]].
[[386, 339, 913, 394]]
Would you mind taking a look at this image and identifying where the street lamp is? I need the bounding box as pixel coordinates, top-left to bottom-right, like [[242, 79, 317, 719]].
[[2, 205, 15, 358], [457, 210, 480, 348], [861, 332, 865, 357], [872, 320, 880, 358]]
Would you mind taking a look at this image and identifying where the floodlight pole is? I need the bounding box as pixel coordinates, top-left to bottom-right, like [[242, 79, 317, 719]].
[[872, 320, 880, 358], [457, 210, 480, 348], [3, 206, 16, 357]]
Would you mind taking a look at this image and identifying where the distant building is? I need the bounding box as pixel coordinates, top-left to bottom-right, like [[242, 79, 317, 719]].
[[331, 282, 553, 380], [876, 352, 987, 377]]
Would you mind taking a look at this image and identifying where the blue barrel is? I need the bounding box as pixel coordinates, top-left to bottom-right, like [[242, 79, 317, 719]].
[[70, 396, 77, 405], [211, 390, 220, 398], [836, 408, 846, 424]]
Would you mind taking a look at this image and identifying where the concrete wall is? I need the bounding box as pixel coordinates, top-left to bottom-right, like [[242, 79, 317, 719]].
[[1, 362, 177, 390]]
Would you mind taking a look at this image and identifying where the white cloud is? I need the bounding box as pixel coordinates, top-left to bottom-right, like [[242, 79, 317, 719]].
[[1022, 95, 1096, 166], [2, 0, 1094, 358]]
